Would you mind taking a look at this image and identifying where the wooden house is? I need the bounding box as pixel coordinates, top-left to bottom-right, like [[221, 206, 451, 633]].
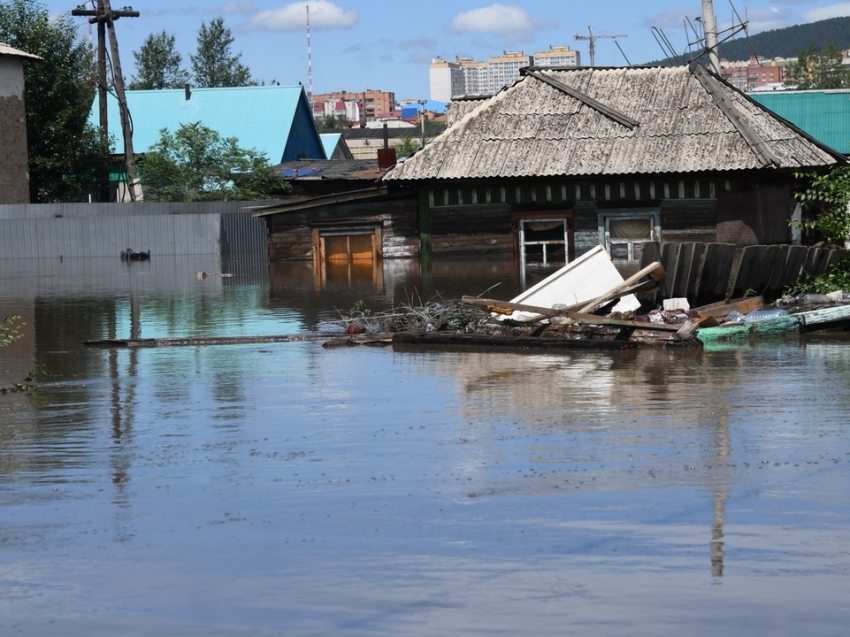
[[382, 63, 847, 265]]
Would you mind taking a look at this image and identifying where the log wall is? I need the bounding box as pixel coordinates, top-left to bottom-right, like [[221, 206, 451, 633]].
[[266, 196, 419, 261]]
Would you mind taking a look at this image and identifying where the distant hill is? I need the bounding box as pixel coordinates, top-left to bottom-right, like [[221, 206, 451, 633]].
[[645, 16, 850, 65]]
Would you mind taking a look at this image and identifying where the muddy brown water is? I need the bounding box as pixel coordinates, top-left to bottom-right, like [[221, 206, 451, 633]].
[[1, 255, 849, 636]]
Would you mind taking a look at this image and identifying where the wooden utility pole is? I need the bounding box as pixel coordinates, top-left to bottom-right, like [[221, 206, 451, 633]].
[[574, 26, 627, 67], [72, 1, 140, 201]]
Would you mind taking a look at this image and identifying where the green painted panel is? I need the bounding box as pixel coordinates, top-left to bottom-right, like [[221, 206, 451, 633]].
[[750, 91, 850, 154]]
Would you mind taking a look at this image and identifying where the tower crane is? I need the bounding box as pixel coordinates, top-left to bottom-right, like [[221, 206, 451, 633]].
[[574, 27, 627, 67]]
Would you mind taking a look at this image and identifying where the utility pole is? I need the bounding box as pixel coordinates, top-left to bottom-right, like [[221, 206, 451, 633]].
[[418, 100, 426, 146], [72, 1, 140, 201], [574, 26, 627, 67], [701, 0, 721, 74]]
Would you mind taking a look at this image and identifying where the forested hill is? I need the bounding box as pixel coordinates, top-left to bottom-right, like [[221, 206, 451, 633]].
[[645, 16, 850, 65]]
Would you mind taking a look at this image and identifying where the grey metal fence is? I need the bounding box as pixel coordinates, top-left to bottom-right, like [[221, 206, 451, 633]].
[[0, 201, 273, 259]]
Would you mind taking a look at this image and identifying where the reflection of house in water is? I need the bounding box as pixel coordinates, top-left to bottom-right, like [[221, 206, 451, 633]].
[[411, 345, 737, 578]]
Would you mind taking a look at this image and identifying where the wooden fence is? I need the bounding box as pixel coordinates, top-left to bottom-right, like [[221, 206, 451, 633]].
[[640, 242, 850, 305]]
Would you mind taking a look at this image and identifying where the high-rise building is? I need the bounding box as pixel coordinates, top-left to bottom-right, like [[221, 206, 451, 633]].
[[429, 58, 465, 103], [429, 46, 582, 100], [534, 45, 581, 68]]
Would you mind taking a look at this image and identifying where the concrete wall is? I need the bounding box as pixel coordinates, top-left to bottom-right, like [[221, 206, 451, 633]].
[[0, 56, 30, 204], [0, 201, 273, 259]]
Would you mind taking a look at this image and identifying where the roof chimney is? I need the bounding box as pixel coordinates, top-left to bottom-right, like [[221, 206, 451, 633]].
[[377, 124, 397, 167], [184, 83, 191, 100]]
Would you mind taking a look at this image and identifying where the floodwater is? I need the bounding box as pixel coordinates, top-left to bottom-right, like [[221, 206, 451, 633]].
[[1, 254, 849, 637]]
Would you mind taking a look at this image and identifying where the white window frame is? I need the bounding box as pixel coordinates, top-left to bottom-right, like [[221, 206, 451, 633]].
[[597, 208, 661, 263], [518, 217, 569, 270]]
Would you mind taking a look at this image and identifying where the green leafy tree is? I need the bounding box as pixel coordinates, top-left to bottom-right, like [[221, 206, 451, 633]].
[[784, 43, 850, 90], [0, 0, 109, 202], [396, 134, 421, 157], [129, 31, 189, 90], [190, 17, 253, 87], [136, 122, 290, 202], [793, 166, 850, 243]]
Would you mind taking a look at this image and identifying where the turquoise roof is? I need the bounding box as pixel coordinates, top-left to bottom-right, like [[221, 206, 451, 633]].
[[320, 133, 341, 157], [749, 90, 850, 155], [90, 85, 327, 163]]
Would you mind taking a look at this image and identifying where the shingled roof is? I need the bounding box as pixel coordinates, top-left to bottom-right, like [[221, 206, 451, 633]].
[[383, 63, 845, 183]]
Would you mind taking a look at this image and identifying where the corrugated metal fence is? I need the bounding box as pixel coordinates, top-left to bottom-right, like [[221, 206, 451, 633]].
[[0, 201, 272, 259]]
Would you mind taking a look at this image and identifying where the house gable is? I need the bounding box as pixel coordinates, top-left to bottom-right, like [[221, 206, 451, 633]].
[[90, 84, 326, 164]]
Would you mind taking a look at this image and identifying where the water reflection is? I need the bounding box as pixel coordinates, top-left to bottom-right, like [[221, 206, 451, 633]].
[[2, 254, 850, 636]]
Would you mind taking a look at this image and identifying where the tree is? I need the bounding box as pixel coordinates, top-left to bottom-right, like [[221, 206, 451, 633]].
[[0, 0, 110, 202], [783, 43, 850, 90], [129, 31, 189, 90], [396, 134, 421, 158], [793, 166, 850, 243], [136, 122, 290, 202], [190, 17, 253, 87]]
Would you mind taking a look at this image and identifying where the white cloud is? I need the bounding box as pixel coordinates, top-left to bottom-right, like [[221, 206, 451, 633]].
[[802, 2, 850, 21], [239, 1, 358, 32], [448, 4, 554, 42]]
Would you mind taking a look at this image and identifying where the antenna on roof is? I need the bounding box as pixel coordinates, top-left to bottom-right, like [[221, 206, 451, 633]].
[[652, 0, 748, 70]]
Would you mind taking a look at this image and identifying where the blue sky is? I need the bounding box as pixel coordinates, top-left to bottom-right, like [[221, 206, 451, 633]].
[[46, 1, 850, 100]]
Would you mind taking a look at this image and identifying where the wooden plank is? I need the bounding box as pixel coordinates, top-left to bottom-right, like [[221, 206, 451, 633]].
[[462, 293, 646, 318], [392, 331, 638, 351], [797, 304, 850, 330], [640, 241, 662, 269], [766, 244, 791, 294], [698, 243, 737, 300], [778, 245, 809, 291], [578, 261, 665, 313], [685, 242, 706, 301], [563, 313, 684, 332], [692, 296, 764, 321], [825, 248, 850, 270], [805, 247, 832, 277], [84, 334, 346, 348], [671, 242, 695, 298], [639, 241, 663, 303], [730, 245, 766, 297], [660, 242, 680, 299], [697, 315, 802, 343]]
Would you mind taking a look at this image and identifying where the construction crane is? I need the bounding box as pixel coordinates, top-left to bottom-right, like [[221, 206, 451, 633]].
[[574, 27, 628, 67]]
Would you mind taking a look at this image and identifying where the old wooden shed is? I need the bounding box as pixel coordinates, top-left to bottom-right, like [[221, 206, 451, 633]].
[[382, 63, 847, 265]]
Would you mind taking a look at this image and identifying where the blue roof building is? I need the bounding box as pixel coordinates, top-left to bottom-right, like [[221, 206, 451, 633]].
[[90, 84, 327, 164], [749, 90, 850, 155]]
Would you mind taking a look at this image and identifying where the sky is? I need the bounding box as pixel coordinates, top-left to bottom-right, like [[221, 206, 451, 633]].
[[42, 0, 850, 100]]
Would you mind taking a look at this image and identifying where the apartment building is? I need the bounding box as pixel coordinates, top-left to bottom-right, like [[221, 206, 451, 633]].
[[311, 89, 396, 122], [534, 45, 581, 68], [430, 46, 581, 101], [719, 56, 785, 92]]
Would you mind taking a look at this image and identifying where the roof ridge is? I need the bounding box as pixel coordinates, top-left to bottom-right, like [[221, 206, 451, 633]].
[[524, 69, 639, 130], [688, 62, 781, 168]]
